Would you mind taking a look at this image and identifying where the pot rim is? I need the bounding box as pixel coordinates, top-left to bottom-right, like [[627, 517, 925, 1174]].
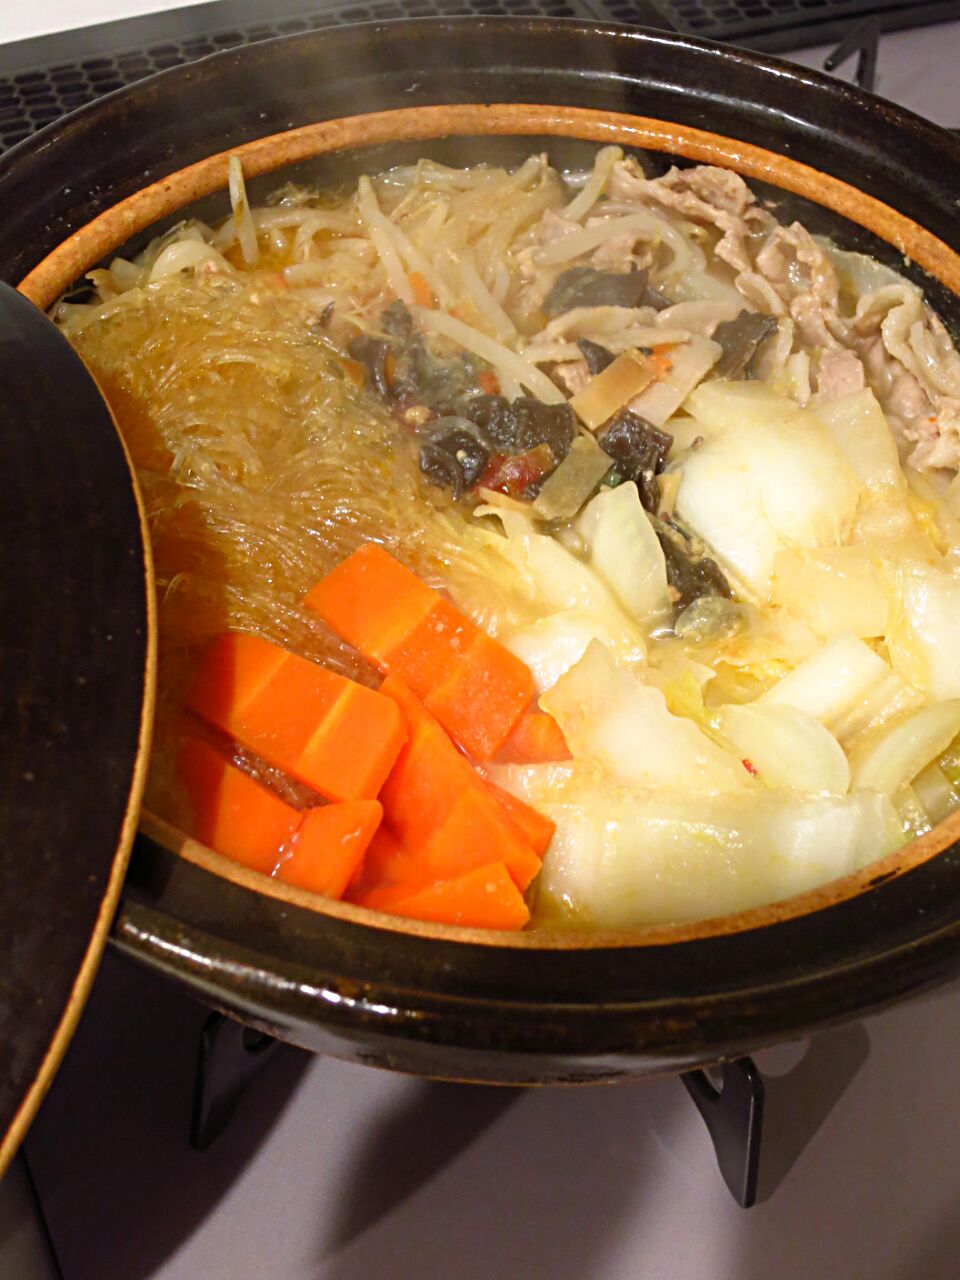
[[26, 96, 960, 950], [8, 19, 960, 1076]]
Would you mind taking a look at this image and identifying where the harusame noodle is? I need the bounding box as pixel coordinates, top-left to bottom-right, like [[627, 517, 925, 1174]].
[[57, 146, 960, 929]]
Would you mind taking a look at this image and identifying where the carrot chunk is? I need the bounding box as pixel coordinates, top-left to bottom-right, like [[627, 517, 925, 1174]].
[[306, 545, 537, 760], [276, 800, 382, 899], [496, 708, 571, 764], [178, 736, 300, 875], [297, 680, 406, 803], [346, 825, 422, 898], [185, 631, 288, 728], [377, 677, 541, 890], [422, 787, 542, 891], [424, 630, 534, 760], [187, 632, 406, 802], [378, 676, 479, 850], [304, 543, 436, 665], [357, 863, 530, 930], [384, 597, 480, 697], [485, 781, 556, 858]]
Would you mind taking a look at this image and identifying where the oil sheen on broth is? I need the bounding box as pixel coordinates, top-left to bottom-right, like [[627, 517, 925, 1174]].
[[56, 147, 960, 930]]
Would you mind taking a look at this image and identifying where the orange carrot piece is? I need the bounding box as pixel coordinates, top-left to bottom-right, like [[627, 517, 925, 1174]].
[[178, 736, 300, 875], [422, 787, 542, 892], [304, 543, 436, 666], [297, 680, 406, 802], [346, 824, 421, 898], [383, 597, 480, 698], [477, 369, 500, 395], [408, 271, 435, 308], [485, 781, 556, 859], [186, 631, 288, 728], [357, 862, 530, 930], [187, 631, 405, 802], [378, 676, 478, 850], [377, 677, 540, 890], [495, 708, 571, 764], [276, 800, 382, 899], [307, 545, 538, 761], [424, 630, 534, 761], [649, 343, 675, 378]]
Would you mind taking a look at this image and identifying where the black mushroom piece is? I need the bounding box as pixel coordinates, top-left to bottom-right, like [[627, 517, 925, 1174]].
[[457, 394, 576, 462], [350, 301, 483, 411], [380, 298, 414, 342], [542, 266, 670, 317], [576, 336, 616, 375], [712, 310, 780, 379], [597, 409, 672, 513], [654, 517, 733, 610], [419, 418, 492, 500], [348, 333, 391, 397]]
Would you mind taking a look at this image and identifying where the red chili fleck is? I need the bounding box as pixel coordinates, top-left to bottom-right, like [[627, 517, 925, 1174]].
[[479, 444, 554, 497], [742, 758, 759, 777]]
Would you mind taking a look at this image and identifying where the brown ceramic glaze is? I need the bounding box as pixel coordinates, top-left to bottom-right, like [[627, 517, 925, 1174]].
[[5, 20, 960, 1081], [20, 103, 960, 310], [21, 102, 960, 950]]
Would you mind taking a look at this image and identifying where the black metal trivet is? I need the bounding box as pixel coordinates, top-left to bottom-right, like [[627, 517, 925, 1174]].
[[191, 1012, 282, 1150], [191, 1012, 767, 1207], [682, 1059, 765, 1207]]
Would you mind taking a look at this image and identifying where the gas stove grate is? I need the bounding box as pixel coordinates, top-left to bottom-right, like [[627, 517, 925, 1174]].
[[0, 0, 596, 153], [639, 0, 960, 43], [1, 0, 958, 153]]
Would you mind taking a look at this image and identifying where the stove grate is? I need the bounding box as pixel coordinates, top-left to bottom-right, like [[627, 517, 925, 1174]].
[[1, 0, 958, 153], [0, 0, 596, 153], [637, 0, 959, 44]]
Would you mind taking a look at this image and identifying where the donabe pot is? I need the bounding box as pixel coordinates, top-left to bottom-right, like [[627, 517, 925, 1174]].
[[5, 20, 960, 1085]]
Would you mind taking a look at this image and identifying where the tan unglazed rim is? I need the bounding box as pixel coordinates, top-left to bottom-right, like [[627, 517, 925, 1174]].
[[0, 404, 157, 1180], [21, 101, 960, 953]]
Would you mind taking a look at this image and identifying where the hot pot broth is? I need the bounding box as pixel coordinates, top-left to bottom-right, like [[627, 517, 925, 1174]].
[[57, 146, 960, 930]]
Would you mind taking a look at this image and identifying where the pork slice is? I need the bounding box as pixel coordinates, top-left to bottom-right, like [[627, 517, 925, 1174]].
[[608, 159, 773, 273], [753, 222, 852, 351], [817, 349, 866, 400], [854, 284, 960, 433], [735, 270, 788, 317], [754, 223, 841, 310], [903, 397, 960, 473], [591, 230, 655, 272], [552, 358, 591, 396]]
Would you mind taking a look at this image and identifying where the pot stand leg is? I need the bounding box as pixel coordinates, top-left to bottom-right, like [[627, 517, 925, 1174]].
[[681, 1057, 765, 1209], [824, 15, 880, 92], [186, 1012, 769, 1201], [190, 1012, 280, 1151]]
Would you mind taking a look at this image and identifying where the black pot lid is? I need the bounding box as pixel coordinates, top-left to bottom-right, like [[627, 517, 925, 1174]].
[[0, 283, 154, 1174]]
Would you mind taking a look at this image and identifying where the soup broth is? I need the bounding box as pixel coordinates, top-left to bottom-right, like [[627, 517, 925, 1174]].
[[58, 147, 960, 930]]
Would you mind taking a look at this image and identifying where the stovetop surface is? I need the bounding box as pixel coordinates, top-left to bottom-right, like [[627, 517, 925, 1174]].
[[4, 4, 960, 1277], [24, 952, 960, 1279]]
